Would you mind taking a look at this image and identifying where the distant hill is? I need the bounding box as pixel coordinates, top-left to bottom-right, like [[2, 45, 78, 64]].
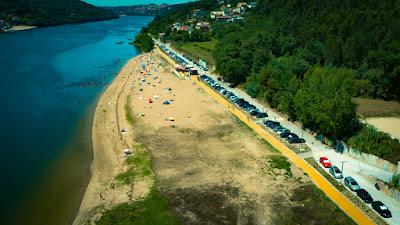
[[0, 0, 117, 27], [105, 3, 189, 17]]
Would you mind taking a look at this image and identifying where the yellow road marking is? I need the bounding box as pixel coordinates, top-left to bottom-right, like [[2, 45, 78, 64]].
[[156, 46, 376, 225]]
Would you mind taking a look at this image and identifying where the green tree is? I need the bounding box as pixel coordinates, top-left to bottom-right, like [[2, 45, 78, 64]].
[[222, 58, 247, 85], [294, 67, 357, 139], [133, 33, 154, 53], [279, 77, 301, 118], [389, 174, 400, 190]]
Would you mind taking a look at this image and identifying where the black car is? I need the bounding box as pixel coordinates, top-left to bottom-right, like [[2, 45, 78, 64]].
[[265, 120, 280, 128], [249, 110, 260, 116], [280, 130, 291, 138], [372, 201, 392, 218], [355, 189, 373, 204], [256, 112, 268, 118]]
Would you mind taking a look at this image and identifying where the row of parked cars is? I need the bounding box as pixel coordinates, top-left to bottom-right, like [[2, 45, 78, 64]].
[[264, 120, 305, 144], [159, 44, 189, 67], [182, 54, 208, 71], [200, 75, 268, 119], [319, 157, 392, 218]]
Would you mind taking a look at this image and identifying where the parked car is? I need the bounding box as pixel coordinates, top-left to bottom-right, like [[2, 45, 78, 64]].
[[329, 166, 343, 179], [319, 157, 332, 168], [276, 128, 288, 135], [265, 120, 280, 129], [279, 130, 290, 138], [356, 189, 373, 204], [249, 109, 260, 116], [273, 125, 284, 132], [344, 176, 360, 191], [372, 201, 392, 218], [256, 112, 268, 118]]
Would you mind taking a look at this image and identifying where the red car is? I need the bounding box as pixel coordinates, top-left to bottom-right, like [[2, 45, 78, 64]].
[[319, 157, 332, 168]]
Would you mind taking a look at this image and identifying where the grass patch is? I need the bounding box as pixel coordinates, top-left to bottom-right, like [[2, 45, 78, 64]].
[[272, 184, 356, 225], [346, 125, 400, 164], [96, 188, 180, 225], [174, 39, 216, 66], [269, 155, 292, 176], [125, 95, 135, 126], [115, 145, 152, 185]]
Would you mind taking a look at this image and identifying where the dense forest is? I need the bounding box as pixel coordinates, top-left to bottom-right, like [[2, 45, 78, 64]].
[[138, 0, 400, 160], [0, 0, 117, 27], [214, 0, 399, 100]]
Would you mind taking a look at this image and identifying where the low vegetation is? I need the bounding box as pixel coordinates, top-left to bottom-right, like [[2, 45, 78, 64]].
[[115, 146, 152, 185], [96, 188, 180, 225], [347, 126, 400, 164], [269, 155, 292, 177], [174, 39, 216, 65], [389, 174, 400, 190], [125, 96, 136, 125]]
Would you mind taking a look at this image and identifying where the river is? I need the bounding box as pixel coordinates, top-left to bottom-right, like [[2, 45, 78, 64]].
[[0, 16, 153, 225]]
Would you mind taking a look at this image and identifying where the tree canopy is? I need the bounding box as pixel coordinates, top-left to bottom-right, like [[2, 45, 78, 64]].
[[133, 32, 154, 53]]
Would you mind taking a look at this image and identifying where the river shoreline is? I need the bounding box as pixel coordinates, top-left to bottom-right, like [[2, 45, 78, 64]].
[[73, 52, 148, 225]]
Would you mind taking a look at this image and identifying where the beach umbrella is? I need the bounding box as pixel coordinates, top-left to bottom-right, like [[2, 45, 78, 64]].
[[163, 100, 171, 105]]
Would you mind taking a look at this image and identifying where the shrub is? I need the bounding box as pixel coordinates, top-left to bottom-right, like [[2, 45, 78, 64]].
[[346, 126, 400, 164]]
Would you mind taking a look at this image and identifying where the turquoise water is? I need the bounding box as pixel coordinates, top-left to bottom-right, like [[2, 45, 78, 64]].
[[0, 16, 153, 225]]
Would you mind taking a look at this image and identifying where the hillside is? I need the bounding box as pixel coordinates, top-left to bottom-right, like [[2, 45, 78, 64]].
[[0, 0, 117, 28]]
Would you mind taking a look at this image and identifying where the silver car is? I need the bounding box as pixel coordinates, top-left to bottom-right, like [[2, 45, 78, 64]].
[[344, 176, 360, 191], [329, 166, 343, 179]]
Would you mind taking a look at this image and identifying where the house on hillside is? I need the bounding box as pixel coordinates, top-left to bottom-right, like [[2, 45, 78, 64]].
[[172, 22, 193, 33], [195, 22, 210, 31], [210, 11, 225, 19], [179, 26, 190, 32]]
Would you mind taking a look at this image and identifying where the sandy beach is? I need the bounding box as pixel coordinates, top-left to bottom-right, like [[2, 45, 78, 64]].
[[73, 53, 155, 225], [5, 25, 36, 32], [73, 49, 355, 225]]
